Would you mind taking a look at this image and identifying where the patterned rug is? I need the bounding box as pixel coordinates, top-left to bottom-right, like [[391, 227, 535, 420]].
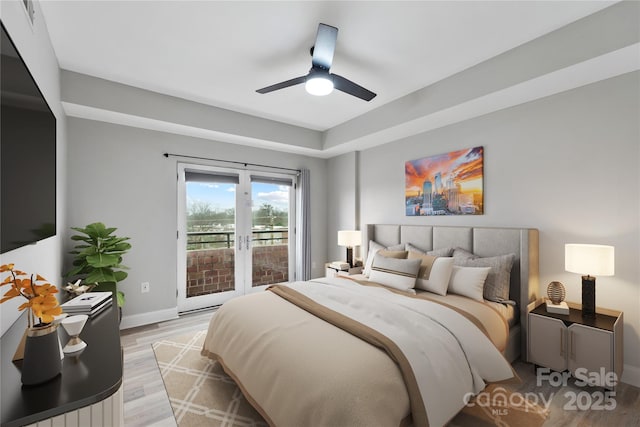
[[152, 330, 549, 427]]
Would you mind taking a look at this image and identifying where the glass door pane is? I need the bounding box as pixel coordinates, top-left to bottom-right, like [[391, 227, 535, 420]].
[[250, 175, 293, 288], [186, 177, 237, 297], [178, 166, 241, 312]]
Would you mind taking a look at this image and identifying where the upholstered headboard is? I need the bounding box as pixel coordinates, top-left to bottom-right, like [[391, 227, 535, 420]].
[[362, 224, 539, 359]]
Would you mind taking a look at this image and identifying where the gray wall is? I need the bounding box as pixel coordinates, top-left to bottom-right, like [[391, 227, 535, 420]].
[[326, 151, 360, 263], [0, 2, 67, 336], [66, 118, 327, 326], [335, 72, 639, 384]]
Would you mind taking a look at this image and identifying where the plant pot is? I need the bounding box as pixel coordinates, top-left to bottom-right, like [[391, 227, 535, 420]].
[[21, 323, 62, 386]]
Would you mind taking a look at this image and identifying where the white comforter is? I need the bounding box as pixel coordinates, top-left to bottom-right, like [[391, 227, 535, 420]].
[[203, 277, 515, 427], [293, 277, 515, 427]]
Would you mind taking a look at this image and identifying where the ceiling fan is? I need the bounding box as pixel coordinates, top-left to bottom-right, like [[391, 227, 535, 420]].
[[256, 23, 377, 102]]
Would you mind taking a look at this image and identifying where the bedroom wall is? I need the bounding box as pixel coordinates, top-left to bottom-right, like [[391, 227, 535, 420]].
[[0, 2, 68, 336], [346, 72, 640, 386], [66, 118, 327, 328], [326, 151, 360, 263]]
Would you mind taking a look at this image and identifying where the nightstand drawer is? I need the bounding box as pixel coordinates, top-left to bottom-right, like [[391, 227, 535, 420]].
[[567, 324, 613, 386], [529, 313, 567, 372]]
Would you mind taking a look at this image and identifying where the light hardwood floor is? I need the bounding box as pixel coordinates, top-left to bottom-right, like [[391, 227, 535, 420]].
[[121, 310, 215, 427], [120, 309, 640, 427]]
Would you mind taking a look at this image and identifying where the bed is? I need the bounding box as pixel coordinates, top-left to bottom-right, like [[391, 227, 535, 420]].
[[202, 224, 539, 427]]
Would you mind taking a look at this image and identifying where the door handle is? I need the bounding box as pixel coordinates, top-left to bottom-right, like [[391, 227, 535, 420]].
[[238, 235, 242, 251], [246, 235, 251, 249], [570, 330, 575, 360]]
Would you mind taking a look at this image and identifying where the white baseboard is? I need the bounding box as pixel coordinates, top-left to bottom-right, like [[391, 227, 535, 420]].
[[119, 307, 178, 330], [622, 363, 640, 388]]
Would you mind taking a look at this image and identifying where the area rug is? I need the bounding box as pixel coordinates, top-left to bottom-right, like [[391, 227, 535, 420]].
[[152, 330, 549, 427]]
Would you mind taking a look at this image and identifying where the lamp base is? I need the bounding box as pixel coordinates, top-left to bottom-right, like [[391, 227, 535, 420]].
[[581, 275, 596, 318], [346, 247, 354, 268]]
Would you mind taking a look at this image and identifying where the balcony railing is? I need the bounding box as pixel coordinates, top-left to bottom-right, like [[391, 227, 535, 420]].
[[187, 229, 288, 251], [185, 228, 289, 297]]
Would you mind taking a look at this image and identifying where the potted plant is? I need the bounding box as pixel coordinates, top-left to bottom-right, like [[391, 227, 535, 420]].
[[65, 222, 131, 308], [1, 264, 64, 385]]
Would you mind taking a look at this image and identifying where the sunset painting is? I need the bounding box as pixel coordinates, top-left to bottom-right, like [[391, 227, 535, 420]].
[[405, 146, 484, 216]]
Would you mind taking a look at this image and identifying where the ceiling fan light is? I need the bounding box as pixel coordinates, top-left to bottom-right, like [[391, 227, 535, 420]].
[[305, 76, 334, 96]]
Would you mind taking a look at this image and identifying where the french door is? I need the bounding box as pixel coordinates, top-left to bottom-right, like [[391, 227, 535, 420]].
[[177, 163, 295, 312]]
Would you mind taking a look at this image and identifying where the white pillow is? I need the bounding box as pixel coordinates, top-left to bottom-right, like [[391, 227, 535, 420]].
[[409, 254, 454, 295], [363, 240, 405, 276], [447, 266, 491, 301], [369, 254, 421, 292]]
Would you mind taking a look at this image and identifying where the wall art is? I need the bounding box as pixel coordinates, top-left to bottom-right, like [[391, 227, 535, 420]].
[[405, 146, 484, 216]]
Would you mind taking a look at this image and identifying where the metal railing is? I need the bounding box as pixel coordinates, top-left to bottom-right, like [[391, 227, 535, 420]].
[[187, 229, 288, 250]]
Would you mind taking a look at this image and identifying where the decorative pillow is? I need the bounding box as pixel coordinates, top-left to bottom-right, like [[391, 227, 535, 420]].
[[408, 252, 454, 295], [452, 247, 476, 259], [378, 250, 408, 259], [406, 243, 454, 258], [448, 266, 491, 301], [369, 254, 422, 292], [452, 248, 516, 302], [363, 240, 405, 276]]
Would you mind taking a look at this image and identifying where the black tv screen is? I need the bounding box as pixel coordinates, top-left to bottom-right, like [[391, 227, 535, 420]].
[[1, 22, 56, 253]]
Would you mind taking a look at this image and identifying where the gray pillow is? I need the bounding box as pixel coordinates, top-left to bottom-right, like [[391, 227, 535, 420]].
[[452, 247, 516, 302], [405, 242, 453, 257]]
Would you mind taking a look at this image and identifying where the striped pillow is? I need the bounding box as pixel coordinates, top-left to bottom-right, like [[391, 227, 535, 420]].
[[369, 254, 422, 292], [363, 240, 406, 276]]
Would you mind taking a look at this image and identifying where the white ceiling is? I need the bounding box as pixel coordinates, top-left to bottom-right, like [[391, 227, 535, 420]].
[[40, 1, 616, 134]]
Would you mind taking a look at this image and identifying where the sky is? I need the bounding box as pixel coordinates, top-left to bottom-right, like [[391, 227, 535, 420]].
[[186, 182, 290, 212], [405, 146, 484, 196]]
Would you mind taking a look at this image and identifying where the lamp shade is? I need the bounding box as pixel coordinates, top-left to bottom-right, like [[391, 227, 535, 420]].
[[338, 230, 362, 247], [565, 244, 615, 276]]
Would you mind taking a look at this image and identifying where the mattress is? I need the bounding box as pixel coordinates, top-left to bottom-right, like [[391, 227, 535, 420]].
[[202, 278, 516, 427]]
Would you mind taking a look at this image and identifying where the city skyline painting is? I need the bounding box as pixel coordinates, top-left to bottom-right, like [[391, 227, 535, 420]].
[[405, 146, 484, 216]]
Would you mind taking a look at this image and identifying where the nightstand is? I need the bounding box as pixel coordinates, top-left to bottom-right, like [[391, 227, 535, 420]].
[[528, 300, 623, 389], [325, 263, 363, 278]]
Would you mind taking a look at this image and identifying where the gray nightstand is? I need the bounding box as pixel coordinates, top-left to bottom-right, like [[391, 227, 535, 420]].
[[324, 263, 363, 278], [528, 301, 623, 389]]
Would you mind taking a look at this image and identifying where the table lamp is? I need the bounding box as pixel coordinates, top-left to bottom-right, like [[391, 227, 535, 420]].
[[565, 243, 615, 318], [338, 230, 362, 268]]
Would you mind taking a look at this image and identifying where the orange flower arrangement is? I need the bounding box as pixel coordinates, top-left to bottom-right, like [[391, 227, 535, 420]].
[[1, 264, 63, 327]]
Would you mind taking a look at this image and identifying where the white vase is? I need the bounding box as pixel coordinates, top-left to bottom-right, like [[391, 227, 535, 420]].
[[61, 314, 89, 354]]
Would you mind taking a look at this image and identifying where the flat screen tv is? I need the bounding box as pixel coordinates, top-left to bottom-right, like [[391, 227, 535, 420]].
[[1, 22, 56, 253]]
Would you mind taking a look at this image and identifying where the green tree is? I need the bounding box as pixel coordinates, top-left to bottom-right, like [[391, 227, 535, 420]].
[[254, 203, 288, 228], [188, 200, 214, 220]]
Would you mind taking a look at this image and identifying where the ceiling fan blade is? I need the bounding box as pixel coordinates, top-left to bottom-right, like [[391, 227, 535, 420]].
[[256, 75, 307, 94], [311, 23, 338, 70], [332, 74, 377, 101]]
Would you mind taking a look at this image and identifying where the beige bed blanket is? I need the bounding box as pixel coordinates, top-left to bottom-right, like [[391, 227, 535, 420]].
[[202, 278, 515, 427]]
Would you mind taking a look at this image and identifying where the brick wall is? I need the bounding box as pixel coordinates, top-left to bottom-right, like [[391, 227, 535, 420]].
[[186, 245, 289, 297]]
